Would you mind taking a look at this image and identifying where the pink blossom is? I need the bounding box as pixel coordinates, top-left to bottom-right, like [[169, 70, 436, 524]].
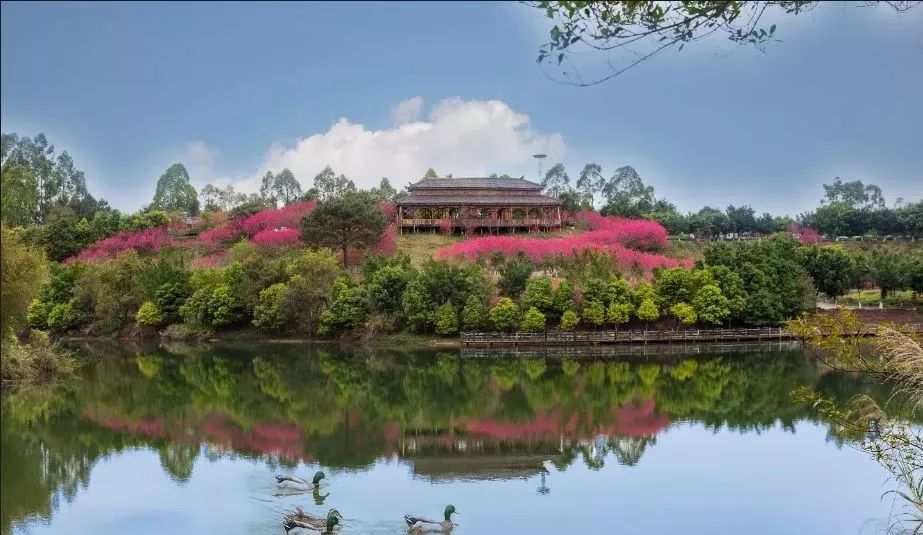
[[251, 227, 301, 247], [69, 226, 176, 263], [196, 200, 316, 247], [376, 225, 396, 255], [787, 223, 823, 245], [379, 203, 397, 220]]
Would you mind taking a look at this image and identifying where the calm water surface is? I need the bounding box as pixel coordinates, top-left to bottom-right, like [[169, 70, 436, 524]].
[[0, 342, 899, 534]]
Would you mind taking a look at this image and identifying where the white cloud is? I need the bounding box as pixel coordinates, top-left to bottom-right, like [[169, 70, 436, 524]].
[[228, 97, 565, 193], [391, 96, 424, 125]]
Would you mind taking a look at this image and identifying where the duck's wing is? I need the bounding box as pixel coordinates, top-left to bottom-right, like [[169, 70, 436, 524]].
[[404, 514, 440, 527], [276, 474, 308, 485], [282, 518, 321, 532]]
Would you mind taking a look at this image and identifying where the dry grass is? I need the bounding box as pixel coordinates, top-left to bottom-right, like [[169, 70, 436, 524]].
[[1, 331, 79, 388], [875, 327, 923, 408], [395, 232, 463, 265]]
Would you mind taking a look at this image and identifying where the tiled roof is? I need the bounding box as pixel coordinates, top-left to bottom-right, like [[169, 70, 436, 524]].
[[408, 177, 543, 190], [400, 194, 561, 206]]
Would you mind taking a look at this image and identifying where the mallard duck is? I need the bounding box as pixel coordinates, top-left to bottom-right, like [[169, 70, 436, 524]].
[[276, 471, 325, 492], [282, 508, 342, 534], [404, 505, 458, 532]]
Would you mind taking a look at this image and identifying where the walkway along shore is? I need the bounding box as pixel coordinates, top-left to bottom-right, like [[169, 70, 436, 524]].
[[460, 324, 923, 347]]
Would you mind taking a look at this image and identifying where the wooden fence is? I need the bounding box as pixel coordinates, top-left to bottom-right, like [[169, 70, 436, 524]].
[[460, 325, 923, 347]]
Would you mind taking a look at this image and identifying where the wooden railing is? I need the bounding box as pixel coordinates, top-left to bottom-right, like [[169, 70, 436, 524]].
[[460, 324, 923, 346], [399, 218, 560, 228]]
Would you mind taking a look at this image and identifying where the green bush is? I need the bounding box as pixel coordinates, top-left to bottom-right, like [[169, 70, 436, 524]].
[[136, 301, 164, 327], [461, 295, 488, 331], [317, 286, 369, 336], [489, 297, 520, 332], [582, 300, 606, 328], [46, 302, 82, 332], [520, 306, 546, 332], [252, 283, 288, 332], [208, 284, 244, 327], [521, 277, 553, 313], [434, 302, 459, 335], [27, 299, 53, 329], [669, 302, 697, 326], [692, 284, 731, 325], [559, 309, 580, 331], [636, 298, 660, 322], [607, 301, 633, 326], [154, 282, 190, 324]]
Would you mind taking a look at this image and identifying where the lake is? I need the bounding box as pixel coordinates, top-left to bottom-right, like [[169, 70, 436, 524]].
[[0, 341, 900, 534]]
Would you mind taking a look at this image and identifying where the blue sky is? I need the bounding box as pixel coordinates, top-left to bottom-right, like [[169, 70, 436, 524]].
[[2, 1, 921, 215]]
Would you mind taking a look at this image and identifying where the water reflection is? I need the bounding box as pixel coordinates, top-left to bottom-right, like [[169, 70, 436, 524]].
[[0, 342, 894, 534]]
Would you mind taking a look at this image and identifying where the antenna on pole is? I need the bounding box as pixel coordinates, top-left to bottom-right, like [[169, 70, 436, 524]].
[[533, 154, 547, 183]]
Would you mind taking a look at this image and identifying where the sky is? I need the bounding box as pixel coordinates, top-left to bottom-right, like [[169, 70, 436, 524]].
[[2, 1, 921, 216]]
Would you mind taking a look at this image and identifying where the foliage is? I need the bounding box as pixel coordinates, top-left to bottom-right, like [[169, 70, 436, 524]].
[[669, 302, 697, 326], [135, 301, 164, 327], [691, 284, 731, 325], [259, 169, 303, 207], [1, 224, 49, 333], [607, 300, 633, 326], [154, 281, 191, 325], [0, 330, 78, 386], [551, 279, 576, 315], [434, 303, 460, 335], [521, 306, 547, 332], [70, 225, 176, 263], [252, 283, 288, 332], [300, 191, 386, 265], [498, 254, 535, 297], [312, 166, 356, 201], [799, 246, 856, 300], [521, 276, 554, 312], [530, 1, 915, 86], [560, 309, 580, 331], [461, 295, 488, 331], [636, 299, 659, 323], [317, 286, 369, 336], [402, 260, 490, 333], [582, 300, 605, 328], [150, 163, 199, 215], [860, 248, 911, 300], [489, 297, 521, 332]]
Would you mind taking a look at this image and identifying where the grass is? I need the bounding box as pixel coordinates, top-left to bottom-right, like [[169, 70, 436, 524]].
[[1, 331, 79, 388], [840, 289, 918, 308], [395, 232, 463, 265]]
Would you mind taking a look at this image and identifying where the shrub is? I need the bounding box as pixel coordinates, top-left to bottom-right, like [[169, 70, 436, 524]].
[[551, 280, 576, 315], [521, 306, 546, 332], [637, 298, 660, 323], [27, 299, 53, 329], [521, 276, 553, 312], [70, 226, 175, 263], [46, 302, 82, 332], [154, 282, 190, 324], [208, 284, 244, 327], [461, 295, 488, 331], [607, 301, 633, 326], [669, 302, 697, 326], [317, 286, 369, 336], [582, 300, 606, 329], [434, 303, 459, 335], [692, 284, 731, 325], [498, 255, 534, 297], [136, 301, 164, 327], [560, 309, 580, 331], [252, 283, 288, 332], [489, 297, 520, 332]]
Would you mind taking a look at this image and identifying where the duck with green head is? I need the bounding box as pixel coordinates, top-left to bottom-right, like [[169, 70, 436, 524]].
[[276, 471, 325, 492], [283, 508, 342, 534], [404, 505, 459, 532]]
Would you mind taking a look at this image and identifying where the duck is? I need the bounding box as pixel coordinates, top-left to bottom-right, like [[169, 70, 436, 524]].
[[282, 508, 342, 534], [404, 505, 459, 532], [276, 471, 326, 492]]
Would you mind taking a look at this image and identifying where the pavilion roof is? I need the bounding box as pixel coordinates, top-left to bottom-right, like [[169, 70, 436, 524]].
[[400, 194, 560, 206], [407, 177, 543, 190]]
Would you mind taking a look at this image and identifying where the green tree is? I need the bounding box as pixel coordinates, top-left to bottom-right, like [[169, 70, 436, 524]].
[[560, 309, 580, 331], [862, 249, 910, 300], [599, 166, 654, 217], [669, 302, 697, 327], [582, 300, 605, 329], [799, 246, 856, 301], [135, 301, 163, 327], [369, 177, 400, 203], [606, 300, 633, 329], [259, 168, 302, 207], [551, 279, 576, 314], [1, 164, 39, 226], [692, 285, 731, 325], [317, 286, 369, 336], [422, 168, 439, 180], [300, 191, 386, 265], [636, 298, 659, 325], [726, 205, 756, 235], [498, 255, 534, 297], [521, 306, 547, 332], [541, 163, 571, 198], [461, 295, 488, 331], [154, 281, 190, 325], [252, 283, 288, 332], [151, 163, 199, 215], [1, 224, 49, 333], [313, 166, 356, 201], [434, 302, 459, 335], [37, 207, 81, 261], [521, 276, 554, 312], [489, 297, 520, 332]]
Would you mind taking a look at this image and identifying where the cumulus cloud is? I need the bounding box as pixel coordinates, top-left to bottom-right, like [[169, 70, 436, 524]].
[[228, 97, 565, 193], [391, 96, 423, 125]]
